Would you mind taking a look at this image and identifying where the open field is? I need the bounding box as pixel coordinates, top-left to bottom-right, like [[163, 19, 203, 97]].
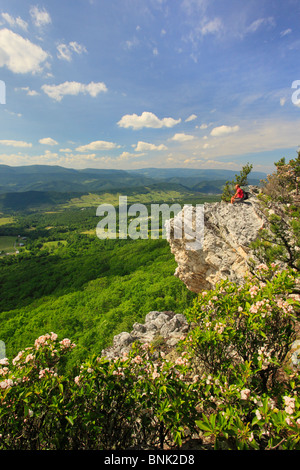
[[63, 189, 221, 209], [0, 236, 18, 253], [0, 217, 14, 226]]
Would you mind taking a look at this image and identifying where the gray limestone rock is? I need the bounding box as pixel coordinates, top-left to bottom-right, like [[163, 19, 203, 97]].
[[166, 197, 267, 293], [102, 311, 190, 360]]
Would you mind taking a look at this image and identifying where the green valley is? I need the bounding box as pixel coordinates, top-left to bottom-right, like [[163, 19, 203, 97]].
[[0, 184, 219, 370]]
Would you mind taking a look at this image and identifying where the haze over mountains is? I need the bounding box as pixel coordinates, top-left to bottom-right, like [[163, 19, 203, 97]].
[[0, 164, 266, 194]]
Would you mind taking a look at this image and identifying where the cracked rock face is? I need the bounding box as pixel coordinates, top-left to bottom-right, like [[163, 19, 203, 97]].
[[166, 198, 266, 293]]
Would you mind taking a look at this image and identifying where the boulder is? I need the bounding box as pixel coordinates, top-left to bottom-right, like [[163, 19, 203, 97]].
[[102, 311, 190, 360], [166, 197, 266, 293]]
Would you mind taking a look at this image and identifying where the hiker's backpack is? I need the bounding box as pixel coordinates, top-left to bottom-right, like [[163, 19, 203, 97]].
[[243, 191, 249, 200]]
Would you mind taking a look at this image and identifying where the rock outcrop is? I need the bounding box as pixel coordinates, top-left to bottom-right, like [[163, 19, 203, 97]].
[[102, 311, 190, 360], [166, 194, 266, 293]]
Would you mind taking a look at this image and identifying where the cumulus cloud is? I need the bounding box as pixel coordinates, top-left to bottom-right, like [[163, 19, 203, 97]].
[[185, 114, 197, 122], [39, 137, 58, 146], [30, 6, 52, 28], [41, 81, 107, 101], [134, 141, 167, 152], [0, 139, 32, 148], [15, 86, 39, 96], [57, 41, 87, 61], [117, 111, 181, 130], [118, 151, 145, 160], [170, 133, 195, 142], [76, 140, 121, 152], [1, 13, 28, 31], [210, 125, 240, 137], [0, 28, 49, 74]]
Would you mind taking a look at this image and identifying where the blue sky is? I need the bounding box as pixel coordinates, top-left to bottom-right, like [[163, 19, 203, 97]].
[[0, 0, 299, 173]]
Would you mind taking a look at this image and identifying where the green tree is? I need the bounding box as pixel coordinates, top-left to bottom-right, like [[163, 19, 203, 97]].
[[250, 152, 300, 272], [221, 163, 253, 202]]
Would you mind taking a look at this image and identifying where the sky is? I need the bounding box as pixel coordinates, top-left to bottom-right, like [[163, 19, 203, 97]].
[[0, 0, 300, 174]]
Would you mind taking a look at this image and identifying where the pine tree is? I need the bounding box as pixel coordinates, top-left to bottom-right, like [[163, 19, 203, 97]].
[[250, 152, 300, 272], [221, 163, 253, 202]]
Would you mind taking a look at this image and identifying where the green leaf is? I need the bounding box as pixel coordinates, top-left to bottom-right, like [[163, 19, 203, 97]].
[[65, 416, 74, 426], [195, 420, 212, 433]]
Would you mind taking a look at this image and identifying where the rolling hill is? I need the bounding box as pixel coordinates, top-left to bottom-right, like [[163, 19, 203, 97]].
[[0, 165, 266, 194]]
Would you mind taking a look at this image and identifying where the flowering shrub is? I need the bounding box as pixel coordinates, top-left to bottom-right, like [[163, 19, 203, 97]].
[[0, 265, 299, 450], [69, 343, 198, 449], [184, 265, 300, 449], [0, 333, 75, 449], [185, 265, 298, 387], [0, 335, 197, 450]]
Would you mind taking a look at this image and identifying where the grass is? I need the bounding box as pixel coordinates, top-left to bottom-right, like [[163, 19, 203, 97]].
[[63, 189, 218, 209], [42, 240, 67, 252], [0, 236, 18, 253], [0, 217, 14, 226]]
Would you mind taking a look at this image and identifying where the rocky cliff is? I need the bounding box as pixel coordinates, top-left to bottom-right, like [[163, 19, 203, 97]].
[[166, 193, 266, 293]]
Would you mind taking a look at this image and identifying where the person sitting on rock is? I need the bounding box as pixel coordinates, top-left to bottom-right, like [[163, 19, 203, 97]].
[[231, 184, 244, 204]]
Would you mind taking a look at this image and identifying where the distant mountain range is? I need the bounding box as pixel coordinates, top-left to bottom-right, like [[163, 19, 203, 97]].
[[0, 164, 267, 195]]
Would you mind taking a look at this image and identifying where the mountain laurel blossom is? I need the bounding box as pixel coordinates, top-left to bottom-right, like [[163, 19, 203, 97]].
[[283, 396, 296, 415], [240, 389, 251, 400]]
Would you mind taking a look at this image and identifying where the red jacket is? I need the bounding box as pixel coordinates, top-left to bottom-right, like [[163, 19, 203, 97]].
[[236, 187, 244, 198]]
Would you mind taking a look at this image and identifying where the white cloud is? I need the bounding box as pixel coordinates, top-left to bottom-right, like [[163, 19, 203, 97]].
[[124, 37, 139, 50], [117, 151, 145, 160], [246, 17, 275, 34], [0, 139, 32, 148], [117, 111, 181, 130], [1, 13, 28, 31], [170, 133, 195, 142], [134, 141, 167, 152], [280, 28, 292, 37], [0, 151, 100, 168], [0, 28, 49, 74], [193, 119, 300, 163], [41, 81, 107, 101], [16, 86, 39, 96], [76, 140, 121, 152], [210, 125, 240, 137], [39, 137, 58, 146], [30, 6, 52, 28], [57, 41, 87, 61], [5, 110, 22, 118], [59, 148, 72, 153], [185, 114, 197, 122], [200, 17, 223, 36]]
